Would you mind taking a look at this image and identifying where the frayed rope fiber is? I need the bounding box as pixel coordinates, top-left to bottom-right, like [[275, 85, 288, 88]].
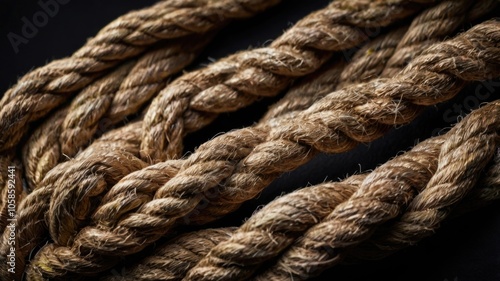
[[1, 0, 500, 280], [9, 18, 500, 280], [97, 100, 500, 281]]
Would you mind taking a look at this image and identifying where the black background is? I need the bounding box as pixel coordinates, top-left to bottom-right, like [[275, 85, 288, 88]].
[[1, 0, 500, 280]]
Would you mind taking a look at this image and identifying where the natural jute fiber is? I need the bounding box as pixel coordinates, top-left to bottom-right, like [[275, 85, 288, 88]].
[[254, 106, 500, 280], [41, 0, 468, 248], [0, 0, 438, 276], [101, 228, 236, 281], [13, 19, 500, 280], [22, 36, 213, 190], [9, 0, 434, 244], [3, 0, 500, 279], [140, 0, 436, 161], [0, 0, 282, 154], [262, 0, 493, 122], [185, 101, 500, 281], [95, 101, 500, 281]]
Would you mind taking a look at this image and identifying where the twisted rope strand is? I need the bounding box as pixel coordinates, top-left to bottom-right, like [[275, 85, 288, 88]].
[[0, 0, 282, 153], [381, 0, 499, 77], [99, 228, 236, 281], [264, 0, 494, 122], [20, 20, 500, 280], [22, 36, 212, 189], [98, 102, 500, 281], [13, 0, 436, 260], [0, 124, 147, 280], [347, 148, 500, 261], [349, 139, 500, 259], [67, 2, 450, 232], [253, 100, 500, 281], [183, 132, 444, 281], [140, 0, 435, 161], [186, 18, 500, 223]]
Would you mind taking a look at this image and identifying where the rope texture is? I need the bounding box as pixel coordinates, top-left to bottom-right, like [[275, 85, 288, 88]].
[[43, 0, 444, 248], [16, 19, 500, 280], [101, 228, 236, 281], [254, 101, 500, 281], [140, 0, 433, 161], [0, 0, 282, 153], [96, 101, 500, 281], [1, 0, 436, 276], [22, 36, 212, 189]]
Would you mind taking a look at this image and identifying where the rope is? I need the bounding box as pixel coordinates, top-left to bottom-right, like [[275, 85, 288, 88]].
[[261, 0, 488, 122], [140, 0, 435, 161], [0, 0, 438, 276], [95, 101, 500, 281], [254, 101, 500, 281], [22, 36, 212, 189], [14, 19, 500, 280], [101, 228, 236, 281], [12, 8, 413, 261], [0, 0, 282, 153]]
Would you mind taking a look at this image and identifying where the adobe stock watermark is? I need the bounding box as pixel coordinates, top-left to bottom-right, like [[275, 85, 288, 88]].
[[7, 0, 71, 54], [432, 79, 500, 136], [5, 166, 17, 275]]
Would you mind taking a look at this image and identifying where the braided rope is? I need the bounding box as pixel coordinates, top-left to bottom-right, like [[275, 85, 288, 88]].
[[22, 36, 212, 189], [43, 0, 461, 248], [0, 0, 282, 153], [15, 19, 500, 280], [261, 0, 492, 126], [96, 102, 500, 281], [254, 101, 500, 281], [100, 228, 236, 281], [140, 0, 435, 161], [0, 1, 438, 272]]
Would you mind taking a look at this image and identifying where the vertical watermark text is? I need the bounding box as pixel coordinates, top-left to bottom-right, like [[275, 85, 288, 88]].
[[5, 166, 17, 274]]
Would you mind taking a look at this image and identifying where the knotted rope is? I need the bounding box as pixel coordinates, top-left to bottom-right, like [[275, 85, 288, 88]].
[[14, 19, 500, 280]]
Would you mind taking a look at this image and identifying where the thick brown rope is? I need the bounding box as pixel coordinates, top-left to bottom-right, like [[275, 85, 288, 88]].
[[381, 0, 499, 77], [253, 101, 500, 281], [262, 0, 494, 122], [2, 0, 438, 266], [190, 18, 500, 221], [84, 0, 471, 234], [0, 0, 282, 153], [183, 100, 479, 280], [22, 36, 212, 189], [349, 149, 500, 259], [345, 149, 500, 262], [98, 228, 236, 281], [96, 102, 500, 281], [17, 20, 500, 280], [140, 0, 435, 161], [0, 124, 148, 280]]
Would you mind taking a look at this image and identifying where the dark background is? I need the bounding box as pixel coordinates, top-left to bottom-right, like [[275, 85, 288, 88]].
[[1, 0, 499, 280]]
